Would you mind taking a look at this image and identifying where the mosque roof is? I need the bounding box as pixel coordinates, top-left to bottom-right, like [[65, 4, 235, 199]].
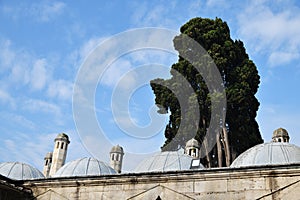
[[135, 150, 204, 173], [53, 157, 116, 177], [0, 162, 45, 180], [231, 142, 300, 167]]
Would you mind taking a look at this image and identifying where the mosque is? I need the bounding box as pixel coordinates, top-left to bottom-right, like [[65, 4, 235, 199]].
[[1, 128, 300, 199]]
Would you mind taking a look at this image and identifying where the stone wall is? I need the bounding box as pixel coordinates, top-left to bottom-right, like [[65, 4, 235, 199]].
[[24, 164, 300, 200]]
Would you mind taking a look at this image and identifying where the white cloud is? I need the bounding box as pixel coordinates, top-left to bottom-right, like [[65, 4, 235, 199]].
[[129, 49, 177, 67], [74, 36, 139, 90], [0, 89, 15, 108], [23, 99, 61, 116], [47, 79, 73, 100], [0, 39, 15, 70], [101, 59, 136, 88], [129, 1, 200, 29], [130, 2, 175, 27], [9, 64, 30, 86], [76, 31, 176, 90], [70, 36, 110, 85], [237, 1, 300, 67], [188, 0, 202, 12], [268, 51, 300, 67], [2, 1, 66, 22], [1, 5, 18, 21], [31, 59, 48, 90], [0, 38, 47, 90], [111, 115, 139, 130], [0, 112, 36, 130], [64, 22, 86, 45], [5, 53, 51, 92], [79, 37, 108, 61], [0, 38, 74, 103], [4, 139, 16, 152], [36, 1, 66, 22], [139, 5, 165, 25]]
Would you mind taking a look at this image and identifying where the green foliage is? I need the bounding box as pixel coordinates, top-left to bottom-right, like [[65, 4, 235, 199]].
[[150, 17, 263, 165]]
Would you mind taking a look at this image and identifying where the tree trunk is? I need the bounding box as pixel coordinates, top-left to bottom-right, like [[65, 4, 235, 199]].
[[202, 118, 211, 168], [216, 132, 223, 167], [222, 127, 231, 166], [203, 138, 211, 168]]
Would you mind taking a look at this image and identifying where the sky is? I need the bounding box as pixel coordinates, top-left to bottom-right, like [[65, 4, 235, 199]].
[[1, 0, 300, 172]]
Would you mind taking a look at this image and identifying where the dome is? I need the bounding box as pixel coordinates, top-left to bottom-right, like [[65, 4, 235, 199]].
[[110, 145, 124, 153], [272, 128, 289, 142], [135, 151, 204, 173], [0, 162, 45, 180], [44, 152, 52, 159], [53, 157, 116, 177], [55, 133, 70, 143], [231, 142, 300, 167], [186, 138, 199, 148], [273, 128, 289, 137]]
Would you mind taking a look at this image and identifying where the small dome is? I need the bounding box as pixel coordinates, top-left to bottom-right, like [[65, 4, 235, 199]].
[[273, 128, 289, 137], [186, 138, 199, 148], [0, 162, 45, 180], [55, 133, 70, 143], [231, 142, 300, 167], [44, 152, 52, 159], [53, 157, 116, 177], [110, 145, 124, 154], [135, 151, 204, 173], [272, 128, 289, 141]]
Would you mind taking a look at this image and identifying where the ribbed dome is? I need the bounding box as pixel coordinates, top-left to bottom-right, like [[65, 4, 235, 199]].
[[186, 138, 199, 148], [53, 157, 116, 177], [0, 162, 45, 180], [231, 142, 300, 167], [135, 151, 204, 173]]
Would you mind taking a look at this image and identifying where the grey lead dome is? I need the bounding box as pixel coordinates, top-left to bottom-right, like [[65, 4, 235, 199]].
[[135, 150, 204, 172], [53, 157, 116, 177], [231, 142, 300, 167], [0, 162, 45, 180]]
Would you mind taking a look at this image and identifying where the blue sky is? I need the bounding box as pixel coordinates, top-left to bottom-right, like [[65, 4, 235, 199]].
[[1, 0, 300, 172]]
